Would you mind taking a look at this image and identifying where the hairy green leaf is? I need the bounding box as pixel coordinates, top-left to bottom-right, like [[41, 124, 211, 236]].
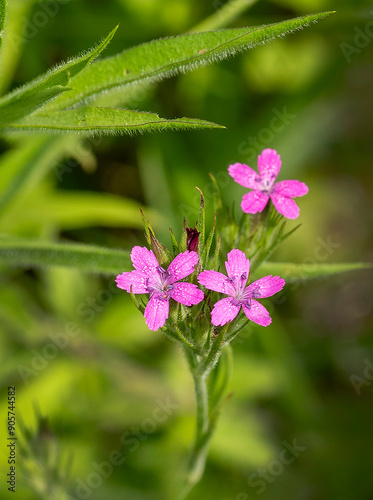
[[46, 11, 334, 110], [5, 106, 224, 134], [255, 261, 372, 282], [0, 236, 131, 274], [0, 26, 117, 123]]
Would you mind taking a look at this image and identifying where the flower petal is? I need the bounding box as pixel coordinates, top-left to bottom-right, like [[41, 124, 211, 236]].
[[115, 270, 149, 294], [242, 299, 271, 326], [198, 270, 231, 294], [171, 282, 204, 306], [241, 191, 269, 214], [131, 246, 159, 274], [257, 148, 281, 184], [211, 297, 240, 326], [272, 180, 309, 198], [228, 162, 259, 189], [144, 297, 169, 331], [245, 275, 285, 299], [225, 249, 250, 281], [270, 192, 300, 219], [167, 251, 199, 282]]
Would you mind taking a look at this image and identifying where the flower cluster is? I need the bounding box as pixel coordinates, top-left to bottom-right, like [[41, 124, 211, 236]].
[[116, 247, 284, 331], [116, 149, 307, 331]]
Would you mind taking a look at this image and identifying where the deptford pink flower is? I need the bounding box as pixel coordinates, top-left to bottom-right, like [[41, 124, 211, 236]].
[[228, 148, 308, 219], [198, 249, 285, 327], [116, 246, 204, 331]]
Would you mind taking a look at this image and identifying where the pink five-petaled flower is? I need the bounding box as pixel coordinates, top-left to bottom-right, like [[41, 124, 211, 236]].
[[228, 148, 309, 219], [198, 249, 285, 327], [116, 246, 204, 331]]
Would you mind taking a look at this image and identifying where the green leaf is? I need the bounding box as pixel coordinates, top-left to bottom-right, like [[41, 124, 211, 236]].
[[5, 106, 224, 135], [190, 0, 258, 33], [2, 189, 162, 232], [0, 26, 118, 124], [46, 11, 334, 110], [0, 236, 131, 275], [0, 136, 74, 214], [254, 261, 373, 282]]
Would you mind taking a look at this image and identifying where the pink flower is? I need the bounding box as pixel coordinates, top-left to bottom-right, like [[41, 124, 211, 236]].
[[228, 148, 308, 219], [198, 249, 285, 327], [116, 246, 204, 331]]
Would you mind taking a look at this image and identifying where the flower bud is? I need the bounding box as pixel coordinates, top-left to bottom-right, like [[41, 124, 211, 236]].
[[186, 227, 200, 252]]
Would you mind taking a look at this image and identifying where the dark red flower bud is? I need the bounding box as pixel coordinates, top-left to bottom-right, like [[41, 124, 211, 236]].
[[186, 227, 200, 252]]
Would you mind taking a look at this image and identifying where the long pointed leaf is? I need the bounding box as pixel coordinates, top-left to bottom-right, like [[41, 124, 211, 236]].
[[0, 236, 131, 274], [46, 12, 334, 110], [5, 106, 224, 135], [254, 261, 372, 282], [0, 26, 118, 124]]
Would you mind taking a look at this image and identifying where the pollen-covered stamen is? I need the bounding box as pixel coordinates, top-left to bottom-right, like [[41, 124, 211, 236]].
[[159, 284, 174, 300]]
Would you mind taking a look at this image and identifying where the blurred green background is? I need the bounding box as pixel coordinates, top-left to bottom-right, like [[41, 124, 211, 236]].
[[1, 0, 372, 499]]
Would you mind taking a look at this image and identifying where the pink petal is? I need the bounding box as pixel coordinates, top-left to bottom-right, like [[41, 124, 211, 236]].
[[270, 192, 300, 219], [144, 297, 169, 331], [198, 270, 230, 293], [272, 180, 309, 198], [131, 246, 159, 274], [228, 162, 259, 189], [171, 282, 204, 306], [245, 275, 285, 299], [241, 191, 269, 214], [115, 270, 148, 294], [242, 299, 271, 327], [211, 297, 241, 326], [257, 149, 281, 184], [167, 251, 199, 282], [225, 249, 250, 280]]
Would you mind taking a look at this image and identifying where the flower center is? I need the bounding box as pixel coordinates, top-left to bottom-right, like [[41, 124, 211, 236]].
[[226, 272, 248, 303], [255, 174, 276, 194], [226, 276, 261, 309], [146, 266, 174, 300]]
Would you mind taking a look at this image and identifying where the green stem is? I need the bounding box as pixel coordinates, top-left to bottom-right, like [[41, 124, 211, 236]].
[[181, 371, 210, 499], [194, 372, 209, 442], [199, 323, 229, 375], [180, 325, 230, 499]]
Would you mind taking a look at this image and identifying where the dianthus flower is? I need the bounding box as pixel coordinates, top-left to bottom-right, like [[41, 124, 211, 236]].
[[198, 249, 285, 327], [228, 148, 308, 219], [116, 247, 204, 331]]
